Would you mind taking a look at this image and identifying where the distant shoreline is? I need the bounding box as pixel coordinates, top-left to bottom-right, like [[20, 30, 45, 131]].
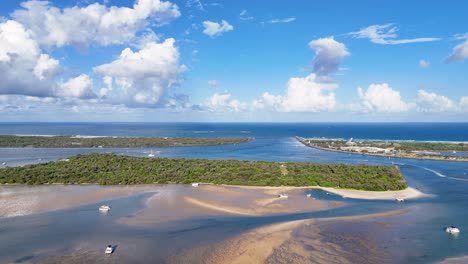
[[296, 136, 468, 162], [0, 135, 252, 148]]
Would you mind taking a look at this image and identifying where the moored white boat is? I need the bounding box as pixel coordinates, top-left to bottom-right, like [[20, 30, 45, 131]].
[[306, 194, 312, 198], [279, 194, 288, 198], [395, 197, 404, 202], [148, 150, 155, 157], [105, 245, 114, 254], [446, 226, 460, 235], [99, 205, 111, 212], [191, 183, 199, 187]]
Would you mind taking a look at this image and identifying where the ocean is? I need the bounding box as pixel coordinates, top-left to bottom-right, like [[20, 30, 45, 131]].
[[0, 122, 468, 263]]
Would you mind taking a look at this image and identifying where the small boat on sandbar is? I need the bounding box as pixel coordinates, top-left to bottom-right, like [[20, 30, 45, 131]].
[[306, 194, 312, 198], [279, 194, 288, 198], [105, 245, 114, 254], [395, 198, 404, 202], [99, 205, 111, 212]]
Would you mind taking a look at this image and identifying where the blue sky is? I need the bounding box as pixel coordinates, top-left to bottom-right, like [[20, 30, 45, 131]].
[[0, 0, 467, 122]]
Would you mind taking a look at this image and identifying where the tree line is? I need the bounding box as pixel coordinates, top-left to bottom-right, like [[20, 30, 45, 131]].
[[0, 153, 407, 191], [0, 135, 251, 148]]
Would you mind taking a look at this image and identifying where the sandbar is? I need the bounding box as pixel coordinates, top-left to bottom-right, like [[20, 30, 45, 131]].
[[316, 186, 427, 200]]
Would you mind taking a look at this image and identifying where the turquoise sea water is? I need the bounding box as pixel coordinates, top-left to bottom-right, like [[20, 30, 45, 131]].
[[0, 123, 468, 263]]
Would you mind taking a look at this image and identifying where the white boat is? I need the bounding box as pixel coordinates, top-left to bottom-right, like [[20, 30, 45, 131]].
[[453, 151, 457, 154], [395, 198, 404, 202], [1, 162, 6, 166], [446, 226, 460, 235], [105, 245, 114, 254], [191, 183, 199, 187], [99, 205, 111, 212], [148, 150, 155, 157], [278, 194, 288, 198], [306, 194, 312, 198]]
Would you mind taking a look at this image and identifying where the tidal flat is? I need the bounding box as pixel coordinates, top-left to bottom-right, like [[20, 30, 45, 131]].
[[0, 184, 422, 263]]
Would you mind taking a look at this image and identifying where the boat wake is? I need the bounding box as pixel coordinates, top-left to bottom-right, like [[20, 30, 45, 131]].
[[445, 176, 468, 182], [408, 164, 468, 182], [420, 167, 447, 178]]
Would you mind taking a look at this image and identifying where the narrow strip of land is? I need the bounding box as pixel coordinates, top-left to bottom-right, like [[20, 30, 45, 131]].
[[296, 136, 468, 162], [0, 135, 251, 148]]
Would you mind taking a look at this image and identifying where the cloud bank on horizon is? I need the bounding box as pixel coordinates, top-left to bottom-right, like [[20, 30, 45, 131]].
[[0, 0, 467, 122]]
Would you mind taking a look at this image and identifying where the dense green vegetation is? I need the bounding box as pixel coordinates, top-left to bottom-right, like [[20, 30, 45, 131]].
[[380, 141, 468, 152], [0, 153, 407, 191], [0, 135, 251, 148]]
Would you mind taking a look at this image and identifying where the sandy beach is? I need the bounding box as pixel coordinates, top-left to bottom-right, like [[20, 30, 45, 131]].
[[0, 184, 427, 219], [214, 184, 428, 200], [316, 186, 427, 200]]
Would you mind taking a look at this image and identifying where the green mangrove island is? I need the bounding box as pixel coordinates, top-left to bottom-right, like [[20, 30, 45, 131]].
[[296, 137, 468, 162], [0, 135, 251, 148], [0, 153, 407, 191]]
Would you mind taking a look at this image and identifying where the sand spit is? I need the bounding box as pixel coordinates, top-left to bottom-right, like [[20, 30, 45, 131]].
[[319, 209, 410, 222], [318, 186, 426, 200], [212, 184, 428, 201], [122, 184, 331, 226], [438, 256, 468, 264], [183, 197, 256, 216]]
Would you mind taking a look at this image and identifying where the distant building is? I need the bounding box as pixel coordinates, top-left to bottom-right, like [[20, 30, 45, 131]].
[[346, 138, 357, 146]]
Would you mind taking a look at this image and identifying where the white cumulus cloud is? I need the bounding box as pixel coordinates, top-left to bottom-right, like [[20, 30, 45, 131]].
[[281, 74, 336, 112], [207, 80, 219, 87], [460, 96, 468, 111], [0, 19, 88, 99], [419, 59, 430, 68], [446, 34, 468, 62], [56, 74, 95, 99], [358, 83, 410, 112], [252, 92, 283, 111], [350, 24, 440, 45], [202, 20, 233, 37], [94, 38, 184, 107], [204, 92, 246, 112], [12, 0, 180, 48], [415, 90, 456, 112], [309, 37, 350, 76]]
